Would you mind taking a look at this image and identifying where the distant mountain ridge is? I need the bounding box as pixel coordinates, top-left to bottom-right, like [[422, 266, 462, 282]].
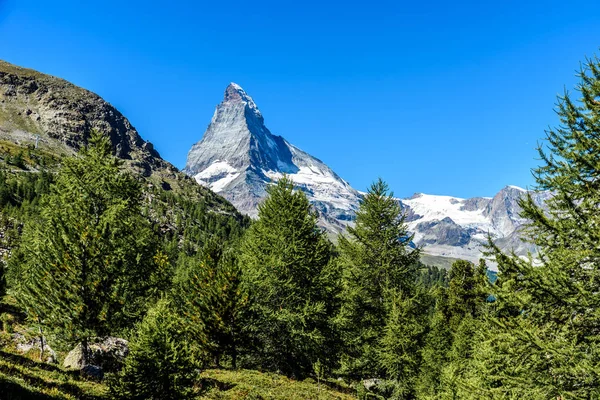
[[399, 186, 551, 263]]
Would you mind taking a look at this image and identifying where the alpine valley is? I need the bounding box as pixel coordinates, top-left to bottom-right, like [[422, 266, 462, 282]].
[[184, 83, 550, 265]]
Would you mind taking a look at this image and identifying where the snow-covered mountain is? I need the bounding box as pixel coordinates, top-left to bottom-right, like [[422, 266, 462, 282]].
[[400, 186, 552, 263], [184, 83, 361, 233], [184, 83, 550, 264]]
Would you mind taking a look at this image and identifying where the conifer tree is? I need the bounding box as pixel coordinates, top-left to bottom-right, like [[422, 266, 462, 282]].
[[174, 241, 248, 369], [416, 286, 451, 398], [446, 259, 488, 328], [110, 298, 198, 400], [336, 178, 421, 379], [14, 131, 165, 357], [377, 288, 428, 398], [457, 56, 600, 398], [239, 176, 339, 377], [417, 259, 489, 398]]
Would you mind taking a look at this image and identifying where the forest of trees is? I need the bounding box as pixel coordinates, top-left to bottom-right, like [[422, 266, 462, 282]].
[[2, 56, 600, 399]]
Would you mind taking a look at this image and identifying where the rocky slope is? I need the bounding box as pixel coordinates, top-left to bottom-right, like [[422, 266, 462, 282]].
[[0, 60, 176, 178], [184, 83, 362, 233], [0, 60, 241, 208]]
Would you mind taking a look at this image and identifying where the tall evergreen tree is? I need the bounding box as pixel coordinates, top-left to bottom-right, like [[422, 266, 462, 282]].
[[446, 259, 488, 329], [174, 241, 248, 369], [110, 298, 199, 400], [416, 259, 489, 399], [416, 286, 451, 399], [14, 131, 166, 356], [239, 176, 339, 377], [377, 287, 429, 398], [456, 55, 600, 398], [336, 178, 421, 380]]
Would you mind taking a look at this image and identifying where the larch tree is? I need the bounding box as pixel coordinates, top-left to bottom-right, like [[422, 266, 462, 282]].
[[15, 131, 166, 359], [110, 297, 198, 400], [239, 176, 340, 377], [174, 240, 248, 369], [336, 178, 422, 383], [456, 55, 600, 399]]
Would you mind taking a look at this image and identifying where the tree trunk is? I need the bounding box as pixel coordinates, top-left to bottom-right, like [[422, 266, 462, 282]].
[[81, 337, 90, 368], [38, 326, 44, 362]]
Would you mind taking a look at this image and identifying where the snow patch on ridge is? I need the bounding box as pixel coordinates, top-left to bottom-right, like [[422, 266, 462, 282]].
[[193, 161, 240, 192], [402, 194, 489, 226], [264, 164, 357, 212]]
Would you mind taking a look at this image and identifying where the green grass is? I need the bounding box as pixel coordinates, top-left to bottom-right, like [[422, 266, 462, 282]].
[[199, 369, 356, 400], [0, 354, 359, 400], [420, 253, 463, 270], [0, 348, 107, 400], [1, 297, 352, 399], [0, 106, 42, 135]]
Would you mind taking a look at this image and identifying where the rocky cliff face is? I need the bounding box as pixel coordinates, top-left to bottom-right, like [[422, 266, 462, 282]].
[[184, 83, 362, 233], [0, 60, 175, 178]]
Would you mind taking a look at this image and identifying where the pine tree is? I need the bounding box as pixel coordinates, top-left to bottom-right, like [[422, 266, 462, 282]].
[[239, 176, 339, 377], [415, 260, 489, 399], [414, 286, 448, 398], [174, 240, 248, 369], [446, 259, 488, 329], [110, 298, 199, 400], [14, 131, 166, 357], [336, 178, 421, 379], [377, 288, 428, 399], [457, 56, 600, 398]]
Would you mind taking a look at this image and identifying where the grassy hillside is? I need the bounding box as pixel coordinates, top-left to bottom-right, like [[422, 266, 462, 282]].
[[419, 253, 462, 270], [0, 349, 107, 400], [0, 345, 357, 400], [199, 369, 356, 400]]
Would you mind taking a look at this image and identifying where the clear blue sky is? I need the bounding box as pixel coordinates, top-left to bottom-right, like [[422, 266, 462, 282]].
[[1, 0, 599, 198]]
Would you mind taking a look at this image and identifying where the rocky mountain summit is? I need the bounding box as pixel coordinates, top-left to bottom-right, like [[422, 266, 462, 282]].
[[184, 83, 362, 233]]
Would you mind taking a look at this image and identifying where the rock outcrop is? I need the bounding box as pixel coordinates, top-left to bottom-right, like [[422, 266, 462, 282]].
[[11, 333, 57, 364], [63, 337, 129, 378]]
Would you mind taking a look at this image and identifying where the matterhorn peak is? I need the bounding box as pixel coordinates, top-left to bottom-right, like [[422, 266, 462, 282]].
[[223, 82, 261, 116], [184, 84, 362, 231]]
